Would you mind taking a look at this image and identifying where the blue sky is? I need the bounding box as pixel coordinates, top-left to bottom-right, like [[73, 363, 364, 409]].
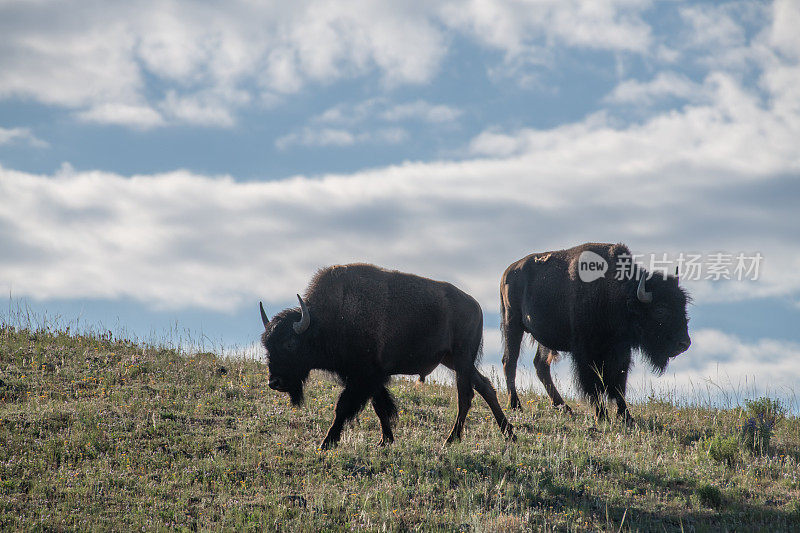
[[1, 0, 799, 405]]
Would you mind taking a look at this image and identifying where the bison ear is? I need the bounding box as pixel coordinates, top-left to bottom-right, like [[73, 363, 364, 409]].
[[259, 301, 269, 329]]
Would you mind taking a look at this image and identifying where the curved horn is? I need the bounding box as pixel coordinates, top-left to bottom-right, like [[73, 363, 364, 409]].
[[259, 301, 269, 328], [293, 294, 311, 334], [637, 274, 653, 303], [675, 265, 680, 285]]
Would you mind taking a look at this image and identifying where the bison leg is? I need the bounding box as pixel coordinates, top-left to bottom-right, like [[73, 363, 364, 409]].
[[611, 391, 635, 427], [446, 368, 474, 443], [607, 365, 635, 427], [371, 385, 398, 446], [501, 312, 525, 410], [575, 359, 609, 422], [471, 369, 515, 441], [533, 345, 571, 413], [320, 385, 371, 449], [593, 345, 635, 426], [588, 390, 609, 422]]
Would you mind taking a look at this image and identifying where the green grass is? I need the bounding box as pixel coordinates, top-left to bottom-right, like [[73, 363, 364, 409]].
[[1, 324, 799, 531]]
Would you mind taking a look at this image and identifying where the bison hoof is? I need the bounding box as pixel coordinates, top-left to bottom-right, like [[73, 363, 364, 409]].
[[508, 397, 523, 410], [500, 421, 516, 441], [377, 436, 394, 447], [555, 403, 573, 415]]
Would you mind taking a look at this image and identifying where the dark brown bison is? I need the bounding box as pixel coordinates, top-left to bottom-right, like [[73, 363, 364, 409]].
[[500, 243, 691, 423], [260, 263, 515, 448]]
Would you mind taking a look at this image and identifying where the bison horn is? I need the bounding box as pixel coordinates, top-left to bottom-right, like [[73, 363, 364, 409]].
[[293, 294, 311, 334], [259, 301, 269, 328], [637, 274, 653, 303], [675, 265, 680, 285]]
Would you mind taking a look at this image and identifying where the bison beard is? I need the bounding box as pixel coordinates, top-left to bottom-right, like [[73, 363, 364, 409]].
[[260, 263, 515, 448], [500, 243, 691, 423]]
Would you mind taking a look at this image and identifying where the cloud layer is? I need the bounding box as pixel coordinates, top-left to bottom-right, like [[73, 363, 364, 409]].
[[0, 0, 660, 129], [1, 48, 798, 312], [276, 98, 461, 149], [0, 126, 47, 148]]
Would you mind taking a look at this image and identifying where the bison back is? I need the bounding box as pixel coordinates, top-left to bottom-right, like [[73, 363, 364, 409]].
[[306, 264, 482, 374]]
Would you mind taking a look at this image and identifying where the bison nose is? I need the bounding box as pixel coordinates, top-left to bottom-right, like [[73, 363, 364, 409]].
[[676, 338, 691, 354], [268, 377, 282, 390]]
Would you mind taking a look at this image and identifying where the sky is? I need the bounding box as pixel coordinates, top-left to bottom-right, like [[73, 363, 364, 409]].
[[1, 0, 799, 408]]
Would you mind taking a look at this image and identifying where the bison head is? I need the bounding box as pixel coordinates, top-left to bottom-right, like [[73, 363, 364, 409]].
[[630, 270, 691, 373], [260, 295, 313, 406]]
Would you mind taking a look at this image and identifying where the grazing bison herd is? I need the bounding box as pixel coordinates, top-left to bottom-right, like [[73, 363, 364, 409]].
[[260, 242, 692, 448]]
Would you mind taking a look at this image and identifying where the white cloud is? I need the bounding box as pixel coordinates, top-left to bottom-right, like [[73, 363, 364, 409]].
[[279, 96, 463, 149], [770, 0, 800, 59], [275, 127, 408, 149], [380, 101, 463, 123], [0, 126, 47, 147], [313, 98, 463, 127], [467, 126, 543, 158], [604, 71, 703, 105], [276, 128, 356, 149], [760, 2, 800, 120], [0, 12, 142, 108], [159, 90, 249, 128], [440, 0, 652, 57], [314, 99, 382, 125], [76, 104, 165, 130], [277, 98, 459, 149], [679, 4, 748, 50], [673, 2, 772, 73]]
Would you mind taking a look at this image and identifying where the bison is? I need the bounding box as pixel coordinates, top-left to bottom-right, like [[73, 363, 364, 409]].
[[500, 243, 691, 423], [260, 263, 515, 448]]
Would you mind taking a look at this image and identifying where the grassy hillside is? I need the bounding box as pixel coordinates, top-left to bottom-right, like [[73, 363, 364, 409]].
[[1, 324, 799, 531]]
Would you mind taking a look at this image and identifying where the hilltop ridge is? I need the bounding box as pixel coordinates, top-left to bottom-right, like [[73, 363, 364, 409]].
[[1, 325, 798, 531]]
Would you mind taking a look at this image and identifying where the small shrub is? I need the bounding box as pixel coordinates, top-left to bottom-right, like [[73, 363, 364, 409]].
[[790, 500, 800, 520], [740, 397, 786, 455], [706, 435, 739, 467], [697, 484, 724, 508]]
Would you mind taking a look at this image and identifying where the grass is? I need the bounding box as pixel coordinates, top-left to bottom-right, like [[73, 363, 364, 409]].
[[1, 323, 799, 531]]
